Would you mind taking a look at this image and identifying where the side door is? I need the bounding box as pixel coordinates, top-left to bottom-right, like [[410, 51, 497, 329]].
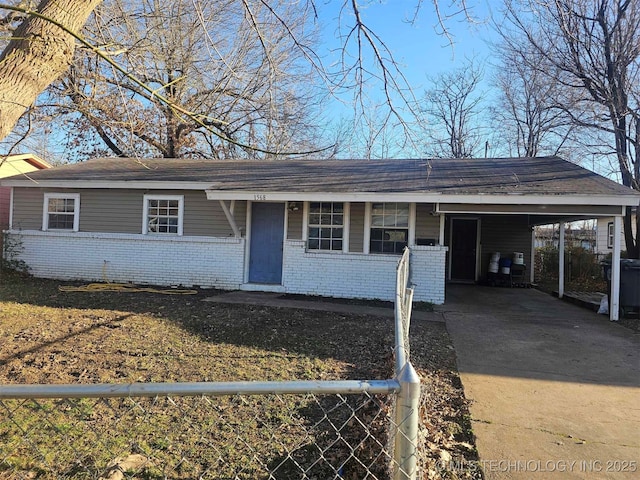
[[450, 218, 479, 282]]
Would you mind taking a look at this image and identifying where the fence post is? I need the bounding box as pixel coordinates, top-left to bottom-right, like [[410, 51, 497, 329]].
[[393, 362, 420, 480]]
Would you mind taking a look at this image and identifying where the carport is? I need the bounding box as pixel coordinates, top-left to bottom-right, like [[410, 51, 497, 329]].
[[435, 159, 640, 320]]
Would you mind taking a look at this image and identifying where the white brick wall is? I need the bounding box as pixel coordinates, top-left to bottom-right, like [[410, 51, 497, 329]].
[[282, 240, 447, 303], [6, 231, 447, 302], [409, 245, 447, 304], [6, 230, 245, 289]]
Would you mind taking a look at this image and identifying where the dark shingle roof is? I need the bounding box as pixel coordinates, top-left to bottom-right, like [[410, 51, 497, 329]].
[[3, 156, 637, 197]]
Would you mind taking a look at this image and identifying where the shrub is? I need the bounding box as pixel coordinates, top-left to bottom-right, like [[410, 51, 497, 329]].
[[535, 245, 607, 292]]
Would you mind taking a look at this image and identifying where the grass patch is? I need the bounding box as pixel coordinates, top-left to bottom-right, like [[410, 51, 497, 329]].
[[0, 272, 480, 479]]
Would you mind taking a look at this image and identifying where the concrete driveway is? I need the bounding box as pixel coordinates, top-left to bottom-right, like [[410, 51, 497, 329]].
[[441, 285, 639, 479]]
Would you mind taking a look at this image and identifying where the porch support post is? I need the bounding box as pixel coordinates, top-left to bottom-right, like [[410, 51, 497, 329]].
[[558, 222, 565, 299], [219, 200, 241, 238], [363, 203, 371, 254], [610, 215, 622, 321], [438, 213, 445, 246], [530, 227, 535, 284], [408, 203, 416, 246]]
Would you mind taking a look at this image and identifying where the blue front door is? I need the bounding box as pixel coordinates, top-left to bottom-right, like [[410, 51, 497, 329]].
[[249, 202, 285, 284]]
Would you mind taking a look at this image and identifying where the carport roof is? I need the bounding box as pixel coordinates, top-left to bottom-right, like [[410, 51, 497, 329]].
[[2, 156, 639, 207]]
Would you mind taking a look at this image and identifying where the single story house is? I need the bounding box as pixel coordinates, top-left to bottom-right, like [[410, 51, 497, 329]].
[[2, 156, 638, 320], [595, 210, 637, 255], [0, 154, 51, 252], [535, 224, 596, 251], [1, 153, 51, 229]]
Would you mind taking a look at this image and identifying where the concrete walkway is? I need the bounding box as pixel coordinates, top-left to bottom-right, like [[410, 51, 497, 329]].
[[203, 290, 443, 322], [441, 285, 640, 479]]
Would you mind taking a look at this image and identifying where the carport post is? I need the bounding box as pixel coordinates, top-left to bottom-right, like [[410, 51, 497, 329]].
[[609, 215, 622, 321], [530, 228, 536, 284], [558, 222, 565, 299]]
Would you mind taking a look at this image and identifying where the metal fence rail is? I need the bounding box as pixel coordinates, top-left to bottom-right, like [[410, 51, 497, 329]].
[[0, 379, 399, 399], [1, 249, 421, 480]]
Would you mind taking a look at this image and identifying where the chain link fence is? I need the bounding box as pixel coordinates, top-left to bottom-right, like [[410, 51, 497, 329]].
[[1, 250, 420, 480], [1, 389, 399, 479]]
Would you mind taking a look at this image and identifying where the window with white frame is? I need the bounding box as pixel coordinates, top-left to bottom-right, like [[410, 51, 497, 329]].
[[607, 222, 614, 248], [143, 195, 184, 235], [370, 202, 409, 254], [307, 202, 344, 251], [43, 193, 80, 231]]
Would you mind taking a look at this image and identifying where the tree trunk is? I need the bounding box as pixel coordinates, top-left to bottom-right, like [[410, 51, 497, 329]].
[[0, 0, 102, 141]]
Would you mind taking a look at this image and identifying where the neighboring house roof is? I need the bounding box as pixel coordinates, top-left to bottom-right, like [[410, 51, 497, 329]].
[[2, 156, 639, 207], [0, 153, 51, 178], [1, 154, 51, 227]]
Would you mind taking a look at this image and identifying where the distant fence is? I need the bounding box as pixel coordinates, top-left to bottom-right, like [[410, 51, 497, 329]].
[[0, 251, 420, 479], [535, 246, 608, 290]]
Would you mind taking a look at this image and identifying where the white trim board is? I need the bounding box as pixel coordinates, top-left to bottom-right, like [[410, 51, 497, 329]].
[[205, 191, 639, 207]]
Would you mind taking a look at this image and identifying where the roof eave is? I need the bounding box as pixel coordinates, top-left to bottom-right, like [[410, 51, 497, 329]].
[[2, 179, 638, 208], [205, 190, 640, 207], [0, 179, 213, 190], [2, 153, 51, 170]]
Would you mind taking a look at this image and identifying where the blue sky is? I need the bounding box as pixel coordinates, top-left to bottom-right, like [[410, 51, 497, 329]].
[[317, 1, 498, 90], [3, 1, 503, 161], [313, 0, 501, 156], [310, 1, 617, 181]]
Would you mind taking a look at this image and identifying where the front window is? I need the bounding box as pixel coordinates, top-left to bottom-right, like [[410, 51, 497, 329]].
[[43, 193, 80, 231], [307, 202, 344, 251], [370, 202, 409, 254], [143, 195, 184, 235], [607, 222, 614, 248]]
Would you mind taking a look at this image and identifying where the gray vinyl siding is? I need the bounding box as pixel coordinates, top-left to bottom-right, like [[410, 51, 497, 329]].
[[10, 188, 44, 230], [595, 217, 627, 254], [480, 215, 532, 278], [182, 194, 245, 237], [415, 203, 440, 244], [349, 202, 365, 253], [11, 188, 245, 237], [78, 189, 142, 233], [287, 207, 303, 240]]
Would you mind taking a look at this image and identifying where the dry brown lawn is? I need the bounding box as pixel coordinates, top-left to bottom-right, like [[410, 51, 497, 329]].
[[0, 272, 481, 479]]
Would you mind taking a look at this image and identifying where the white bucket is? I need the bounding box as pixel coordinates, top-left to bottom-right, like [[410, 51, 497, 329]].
[[512, 252, 524, 265], [500, 266, 511, 275], [489, 262, 499, 273]]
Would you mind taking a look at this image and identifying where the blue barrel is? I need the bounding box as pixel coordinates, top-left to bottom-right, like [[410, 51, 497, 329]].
[[499, 258, 512, 274], [499, 258, 512, 268]]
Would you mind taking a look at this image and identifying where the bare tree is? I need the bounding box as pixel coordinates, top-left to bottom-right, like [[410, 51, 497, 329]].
[[421, 61, 485, 158], [490, 41, 578, 158], [41, 0, 326, 160], [0, 1, 476, 156], [502, 0, 640, 257]]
